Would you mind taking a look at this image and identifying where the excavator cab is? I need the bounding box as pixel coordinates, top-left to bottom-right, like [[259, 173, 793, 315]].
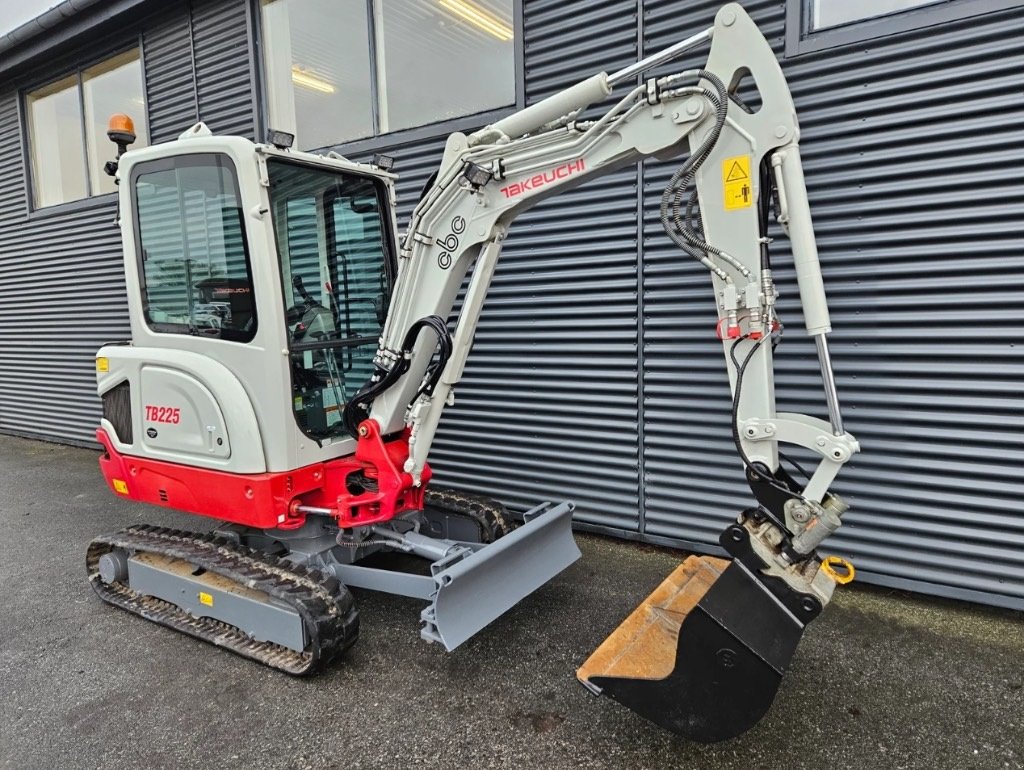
[[103, 125, 404, 472], [132, 137, 394, 371]]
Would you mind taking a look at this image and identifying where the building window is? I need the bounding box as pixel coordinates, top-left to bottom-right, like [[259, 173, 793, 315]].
[[260, 0, 516, 149], [25, 49, 149, 208], [132, 154, 257, 343], [787, 0, 1024, 55], [809, 0, 942, 29]]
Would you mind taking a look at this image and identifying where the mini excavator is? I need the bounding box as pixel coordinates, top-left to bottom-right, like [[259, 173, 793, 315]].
[[90, 4, 859, 742]]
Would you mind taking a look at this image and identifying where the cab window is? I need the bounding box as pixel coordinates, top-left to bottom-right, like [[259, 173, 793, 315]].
[[266, 158, 393, 439], [131, 154, 257, 342]]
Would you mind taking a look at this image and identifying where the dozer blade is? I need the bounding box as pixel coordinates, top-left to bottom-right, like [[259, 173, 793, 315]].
[[577, 555, 808, 743], [421, 501, 580, 650]]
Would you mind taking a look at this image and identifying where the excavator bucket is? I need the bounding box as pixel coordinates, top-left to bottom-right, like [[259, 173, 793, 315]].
[[577, 555, 810, 743]]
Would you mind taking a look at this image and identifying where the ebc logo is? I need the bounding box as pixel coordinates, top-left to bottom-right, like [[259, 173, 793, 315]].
[[498, 159, 585, 199], [437, 215, 466, 270]]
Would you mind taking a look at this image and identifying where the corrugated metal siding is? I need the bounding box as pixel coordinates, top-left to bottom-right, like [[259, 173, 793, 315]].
[[0, 88, 128, 444], [787, 3, 1024, 607], [191, 0, 255, 139], [0, 0, 256, 446], [143, 1, 197, 144], [641, 0, 1024, 609], [353, 0, 1024, 608], [1, 0, 1021, 609], [362, 0, 646, 532]]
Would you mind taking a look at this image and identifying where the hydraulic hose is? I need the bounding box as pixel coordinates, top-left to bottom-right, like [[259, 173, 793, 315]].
[[342, 315, 453, 436], [659, 70, 736, 277]]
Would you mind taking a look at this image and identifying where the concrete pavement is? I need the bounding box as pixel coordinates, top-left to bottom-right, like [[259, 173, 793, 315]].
[[1, 434, 1021, 769]]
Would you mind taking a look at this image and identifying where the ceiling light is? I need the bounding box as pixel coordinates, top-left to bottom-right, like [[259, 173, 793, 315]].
[[292, 66, 336, 94], [439, 0, 513, 41]]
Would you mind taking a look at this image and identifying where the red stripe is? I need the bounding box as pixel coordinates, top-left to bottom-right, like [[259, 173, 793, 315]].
[[96, 422, 430, 530]]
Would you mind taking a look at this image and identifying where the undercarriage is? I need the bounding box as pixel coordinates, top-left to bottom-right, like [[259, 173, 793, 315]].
[[89, 487, 580, 672]]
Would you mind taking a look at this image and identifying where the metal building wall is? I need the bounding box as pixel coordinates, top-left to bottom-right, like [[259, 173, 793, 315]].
[[641, 0, 1024, 609], [0, 0, 1021, 610], [366, 1, 647, 534], [351, 0, 1024, 610], [0, 0, 256, 446]]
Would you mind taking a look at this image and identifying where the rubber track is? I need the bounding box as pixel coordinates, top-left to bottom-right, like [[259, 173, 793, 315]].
[[87, 525, 359, 675], [423, 486, 514, 542]]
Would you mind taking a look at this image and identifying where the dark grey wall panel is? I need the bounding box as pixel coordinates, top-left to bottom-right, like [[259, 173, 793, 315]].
[[1, 0, 1021, 609], [192, 0, 255, 139], [356, 0, 646, 532], [0, 0, 257, 446], [0, 93, 128, 444], [430, 165, 643, 531], [440, 0, 640, 531], [143, 1, 198, 144], [641, 0, 1024, 609]]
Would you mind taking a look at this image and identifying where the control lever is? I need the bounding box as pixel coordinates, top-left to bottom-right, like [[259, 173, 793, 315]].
[[293, 274, 314, 303]]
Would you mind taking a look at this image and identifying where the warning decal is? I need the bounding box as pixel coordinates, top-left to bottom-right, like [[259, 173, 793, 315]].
[[722, 155, 752, 210]]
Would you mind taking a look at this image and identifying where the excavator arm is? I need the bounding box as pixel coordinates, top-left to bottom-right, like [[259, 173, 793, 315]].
[[342, 3, 860, 740], [351, 3, 858, 558]]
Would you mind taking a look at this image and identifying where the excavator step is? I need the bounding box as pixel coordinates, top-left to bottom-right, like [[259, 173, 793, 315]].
[[87, 525, 359, 675], [578, 554, 809, 743]]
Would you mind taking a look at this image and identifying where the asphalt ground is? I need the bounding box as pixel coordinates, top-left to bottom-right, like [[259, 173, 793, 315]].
[[1, 433, 1022, 770]]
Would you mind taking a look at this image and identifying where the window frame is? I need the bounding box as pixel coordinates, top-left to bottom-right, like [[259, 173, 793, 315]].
[[265, 155, 399, 440], [265, 155, 398, 353], [253, 0, 525, 151], [129, 152, 260, 344], [785, 0, 1024, 56], [20, 37, 151, 216]]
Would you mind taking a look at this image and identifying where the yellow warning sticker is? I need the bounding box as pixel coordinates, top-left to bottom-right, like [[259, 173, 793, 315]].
[[112, 478, 129, 495], [198, 592, 214, 607], [723, 155, 753, 210]]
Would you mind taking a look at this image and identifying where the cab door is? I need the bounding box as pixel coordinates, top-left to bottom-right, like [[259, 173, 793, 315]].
[[125, 150, 279, 472]]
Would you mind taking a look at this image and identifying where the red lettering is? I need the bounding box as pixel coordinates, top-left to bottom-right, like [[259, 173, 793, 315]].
[[497, 159, 586, 199], [145, 405, 182, 424]]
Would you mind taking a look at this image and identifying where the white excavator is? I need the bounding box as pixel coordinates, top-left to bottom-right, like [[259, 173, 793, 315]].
[[88, 4, 859, 742]]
